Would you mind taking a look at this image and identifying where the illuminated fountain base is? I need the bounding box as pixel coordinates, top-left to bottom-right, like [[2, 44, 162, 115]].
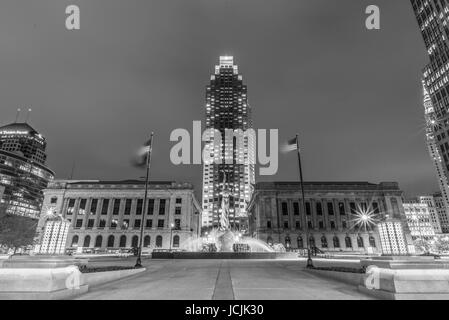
[[151, 229, 299, 259]]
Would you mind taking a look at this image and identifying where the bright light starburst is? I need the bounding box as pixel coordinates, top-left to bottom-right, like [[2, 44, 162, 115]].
[[349, 203, 380, 232]]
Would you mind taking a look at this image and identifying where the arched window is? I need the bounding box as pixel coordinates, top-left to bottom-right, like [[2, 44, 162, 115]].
[[173, 235, 180, 248], [131, 235, 139, 248], [83, 235, 91, 248], [321, 236, 328, 248], [309, 236, 315, 248], [369, 236, 376, 248], [144, 235, 151, 247], [156, 235, 163, 248], [333, 236, 340, 248], [267, 236, 273, 246], [107, 235, 115, 247], [95, 235, 103, 248], [345, 236, 352, 248], [285, 236, 291, 248], [357, 236, 364, 248], [71, 235, 79, 247], [119, 235, 127, 247], [297, 236, 304, 249]]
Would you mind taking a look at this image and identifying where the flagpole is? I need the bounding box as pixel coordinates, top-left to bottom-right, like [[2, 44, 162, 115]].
[[296, 134, 313, 268], [135, 132, 154, 268]]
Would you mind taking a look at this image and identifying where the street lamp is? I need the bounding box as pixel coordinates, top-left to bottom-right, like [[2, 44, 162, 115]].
[[169, 223, 175, 251]]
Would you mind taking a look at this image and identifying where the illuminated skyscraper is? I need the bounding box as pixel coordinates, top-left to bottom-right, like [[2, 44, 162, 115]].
[[201, 56, 255, 230], [411, 1, 449, 233], [0, 122, 54, 218]]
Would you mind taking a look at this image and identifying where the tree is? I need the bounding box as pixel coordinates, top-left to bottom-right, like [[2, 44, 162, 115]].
[[0, 212, 38, 253]]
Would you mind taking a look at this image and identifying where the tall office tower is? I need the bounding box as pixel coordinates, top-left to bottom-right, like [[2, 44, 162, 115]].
[[201, 56, 255, 231], [419, 195, 443, 233], [411, 1, 449, 232], [0, 122, 54, 218]]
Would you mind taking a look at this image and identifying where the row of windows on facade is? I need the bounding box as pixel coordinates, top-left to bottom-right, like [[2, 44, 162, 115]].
[[266, 219, 358, 231], [72, 217, 182, 230], [268, 235, 377, 249], [279, 201, 380, 217], [70, 234, 180, 248], [58, 197, 183, 216]]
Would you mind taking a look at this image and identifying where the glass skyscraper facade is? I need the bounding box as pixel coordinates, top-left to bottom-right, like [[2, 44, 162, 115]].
[[201, 56, 255, 230], [411, 0, 449, 232]]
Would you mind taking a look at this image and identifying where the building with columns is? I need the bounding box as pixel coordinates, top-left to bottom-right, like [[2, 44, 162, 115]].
[[248, 182, 412, 254], [36, 180, 202, 252]]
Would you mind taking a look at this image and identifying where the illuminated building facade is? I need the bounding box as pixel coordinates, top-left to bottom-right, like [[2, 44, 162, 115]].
[[39, 180, 201, 252], [403, 201, 437, 240], [248, 182, 413, 254], [201, 56, 255, 230], [0, 122, 54, 218], [411, 1, 449, 232], [433, 192, 449, 232]]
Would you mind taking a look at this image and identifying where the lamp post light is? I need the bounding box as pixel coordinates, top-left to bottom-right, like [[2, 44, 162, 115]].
[[169, 223, 175, 251]]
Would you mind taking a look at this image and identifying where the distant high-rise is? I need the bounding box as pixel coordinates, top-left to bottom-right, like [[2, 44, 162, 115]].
[[201, 56, 255, 230], [411, 1, 449, 232], [0, 122, 54, 218]]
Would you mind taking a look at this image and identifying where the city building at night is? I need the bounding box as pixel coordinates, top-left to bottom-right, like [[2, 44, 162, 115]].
[[201, 56, 255, 230], [0, 122, 54, 219], [37, 180, 202, 252], [248, 182, 413, 254], [411, 1, 449, 230], [403, 201, 437, 240]]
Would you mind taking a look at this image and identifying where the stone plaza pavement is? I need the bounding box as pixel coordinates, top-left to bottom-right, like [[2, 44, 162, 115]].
[[76, 259, 373, 300]]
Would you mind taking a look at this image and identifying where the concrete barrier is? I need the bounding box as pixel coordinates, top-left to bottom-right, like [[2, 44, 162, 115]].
[[151, 252, 299, 259], [306, 269, 363, 286]]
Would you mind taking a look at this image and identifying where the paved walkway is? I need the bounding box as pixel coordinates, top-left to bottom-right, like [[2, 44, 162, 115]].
[[76, 259, 373, 300]]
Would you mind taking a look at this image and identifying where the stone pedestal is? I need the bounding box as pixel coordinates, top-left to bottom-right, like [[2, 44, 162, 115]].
[[359, 257, 449, 300], [0, 256, 88, 300]]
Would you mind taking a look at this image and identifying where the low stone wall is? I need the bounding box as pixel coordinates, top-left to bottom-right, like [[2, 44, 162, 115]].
[[82, 268, 146, 288], [151, 252, 299, 259]]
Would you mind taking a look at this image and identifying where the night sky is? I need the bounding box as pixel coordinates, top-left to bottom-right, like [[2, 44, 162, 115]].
[[0, 0, 433, 198]]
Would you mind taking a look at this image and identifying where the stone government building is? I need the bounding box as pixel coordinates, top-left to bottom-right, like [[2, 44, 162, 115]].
[[248, 181, 411, 254], [37, 180, 202, 252]]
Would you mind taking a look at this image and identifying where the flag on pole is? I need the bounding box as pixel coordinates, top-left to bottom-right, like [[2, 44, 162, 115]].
[[132, 136, 152, 168], [281, 137, 299, 153]]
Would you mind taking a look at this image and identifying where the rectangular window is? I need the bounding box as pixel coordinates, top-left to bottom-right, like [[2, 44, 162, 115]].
[[316, 202, 323, 215], [124, 199, 132, 215], [75, 219, 83, 228], [159, 199, 166, 215], [338, 202, 345, 215], [350, 202, 356, 214], [148, 199, 154, 215], [122, 219, 129, 230], [342, 221, 347, 229], [281, 202, 288, 216], [306, 202, 311, 215], [267, 220, 272, 229], [50, 197, 57, 204], [318, 221, 324, 229], [175, 207, 181, 215], [67, 199, 76, 215], [158, 219, 164, 228], [283, 221, 289, 229], [146, 219, 153, 228], [176, 198, 182, 204], [113, 199, 121, 215], [295, 221, 301, 230], [327, 202, 334, 215], [110, 219, 118, 229], [134, 219, 141, 229], [293, 202, 300, 216], [307, 221, 313, 229], [87, 219, 95, 228], [99, 219, 106, 228], [79, 199, 87, 215], [101, 199, 109, 215], [136, 199, 143, 215], [90, 199, 98, 215], [174, 219, 181, 230], [330, 221, 336, 229], [373, 202, 380, 214]]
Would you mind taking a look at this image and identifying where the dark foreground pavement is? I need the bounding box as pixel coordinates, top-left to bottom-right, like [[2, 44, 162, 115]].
[[76, 259, 373, 300]]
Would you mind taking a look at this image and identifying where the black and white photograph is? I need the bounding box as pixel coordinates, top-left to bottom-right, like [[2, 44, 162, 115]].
[[0, 0, 448, 307]]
